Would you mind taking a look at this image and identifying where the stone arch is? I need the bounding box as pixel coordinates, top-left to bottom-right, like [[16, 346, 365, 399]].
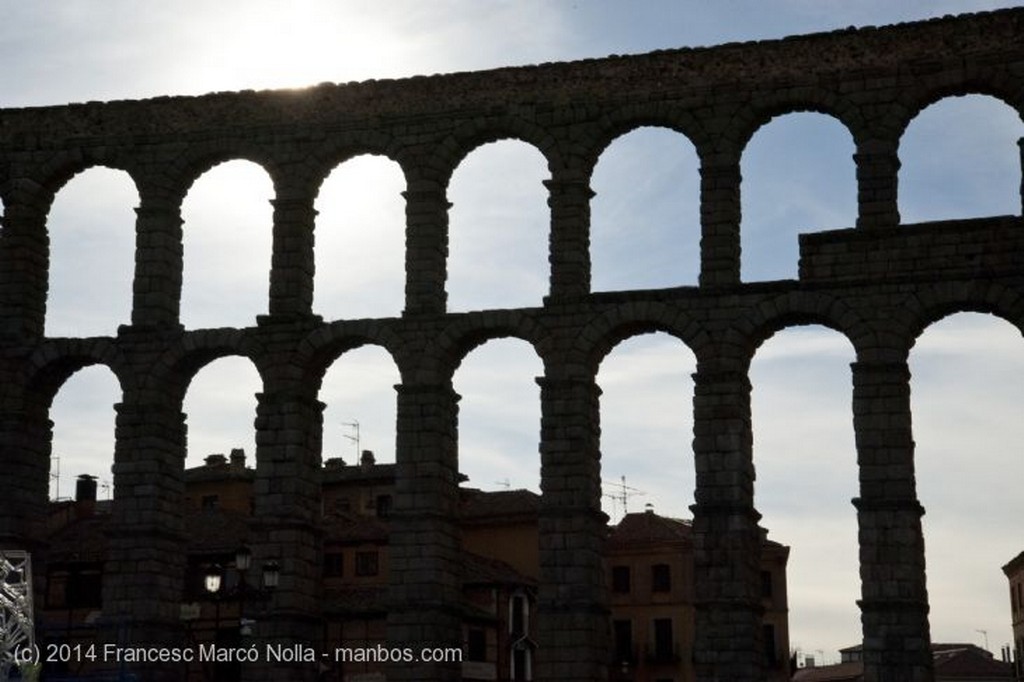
[[576, 301, 709, 377], [904, 281, 1024, 350], [23, 339, 130, 410], [311, 152, 408, 320], [306, 133, 407, 198], [732, 92, 861, 158], [589, 120, 703, 291], [739, 110, 858, 282], [896, 74, 1024, 139], [25, 153, 143, 218], [439, 117, 562, 187], [425, 314, 553, 386], [446, 134, 553, 311], [730, 290, 870, 370], [45, 166, 140, 337], [298, 320, 408, 390], [148, 329, 267, 408], [582, 105, 706, 178], [897, 91, 1024, 223], [167, 144, 284, 202], [178, 157, 277, 328]]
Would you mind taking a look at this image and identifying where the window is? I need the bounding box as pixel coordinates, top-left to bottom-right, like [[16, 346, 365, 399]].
[[652, 618, 674, 662], [761, 570, 774, 598], [613, 619, 634, 664], [467, 628, 487, 662], [763, 624, 778, 667], [612, 565, 631, 593], [509, 593, 528, 635], [323, 552, 343, 578], [355, 551, 379, 577], [651, 563, 671, 592], [376, 494, 392, 519], [201, 494, 219, 510]]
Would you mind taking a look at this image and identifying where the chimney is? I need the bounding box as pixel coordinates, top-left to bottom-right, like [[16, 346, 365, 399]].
[[229, 448, 245, 467], [360, 450, 375, 469], [75, 474, 97, 518], [324, 457, 346, 469], [205, 454, 227, 467]]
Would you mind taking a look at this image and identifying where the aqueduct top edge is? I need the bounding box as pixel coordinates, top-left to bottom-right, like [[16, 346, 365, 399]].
[[0, 7, 1021, 143]]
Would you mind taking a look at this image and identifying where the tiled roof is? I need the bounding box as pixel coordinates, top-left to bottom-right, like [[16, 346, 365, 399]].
[[462, 551, 536, 587], [933, 646, 1014, 678], [607, 511, 693, 548], [460, 488, 540, 521], [792, 661, 863, 681]]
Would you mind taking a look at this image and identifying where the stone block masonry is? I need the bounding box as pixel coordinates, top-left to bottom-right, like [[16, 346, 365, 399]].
[[3, 7, 1024, 681]]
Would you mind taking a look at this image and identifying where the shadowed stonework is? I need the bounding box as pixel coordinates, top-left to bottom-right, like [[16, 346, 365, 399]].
[[2, 8, 1024, 682]]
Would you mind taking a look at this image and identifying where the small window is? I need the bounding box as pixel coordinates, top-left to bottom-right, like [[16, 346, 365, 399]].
[[510, 594, 527, 635], [201, 494, 219, 510], [376, 494, 392, 519], [613, 619, 633, 664], [467, 628, 487, 662], [355, 551, 379, 577], [651, 563, 671, 593], [323, 552, 344, 578], [761, 570, 773, 598], [653, 618, 674, 662], [612, 566, 631, 593], [763, 624, 778, 667]]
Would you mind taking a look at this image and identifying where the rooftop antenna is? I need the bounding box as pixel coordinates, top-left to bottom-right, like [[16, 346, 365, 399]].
[[602, 475, 647, 521], [495, 478, 510, 489], [341, 420, 360, 459], [100, 479, 112, 500], [50, 455, 60, 500]]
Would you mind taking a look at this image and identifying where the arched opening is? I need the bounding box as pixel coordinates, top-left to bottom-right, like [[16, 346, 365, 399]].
[[597, 332, 696, 521], [447, 140, 549, 311], [741, 113, 856, 282], [181, 160, 274, 329], [900, 95, 1023, 223], [591, 127, 700, 291], [182, 356, 261, 478], [598, 331, 697, 678], [320, 345, 400, 467], [910, 312, 1024, 650], [750, 325, 858, 666], [453, 338, 543, 493], [45, 168, 137, 337], [314, 155, 406, 320], [49, 365, 121, 500]]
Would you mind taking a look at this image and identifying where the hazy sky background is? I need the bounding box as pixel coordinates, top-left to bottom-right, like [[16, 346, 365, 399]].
[[4, 0, 1024, 665]]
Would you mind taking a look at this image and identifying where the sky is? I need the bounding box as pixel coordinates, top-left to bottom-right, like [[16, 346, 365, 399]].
[[4, 0, 1024, 666]]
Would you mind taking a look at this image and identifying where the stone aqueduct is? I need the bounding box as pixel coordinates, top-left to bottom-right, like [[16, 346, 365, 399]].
[[3, 8, 1024, 682]]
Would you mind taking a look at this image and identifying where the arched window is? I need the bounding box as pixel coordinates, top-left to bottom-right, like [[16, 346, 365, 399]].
[[50, 365, 121, 499], [315, 155, 406, 320], [448, 141, 549, 311], [453, 338, 542, 492], [741, 113, 856, 282], [900, 95, 1023, 223], [181, 160, 274, 329], [320, 345, 400, 466], [597, 332, 695, 522], [182, 356, 261, 472], [911, 312, 1024, 645], [750, 325, 858, 661], [591, 127, 700, 290], [46, 168, 137, 337]]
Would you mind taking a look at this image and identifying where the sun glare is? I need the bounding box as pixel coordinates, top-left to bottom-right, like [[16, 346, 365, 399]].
[[186, 4, 408, 92]]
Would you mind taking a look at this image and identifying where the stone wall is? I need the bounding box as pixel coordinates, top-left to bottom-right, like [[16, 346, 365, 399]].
[[2, 7, 1024, 682]]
